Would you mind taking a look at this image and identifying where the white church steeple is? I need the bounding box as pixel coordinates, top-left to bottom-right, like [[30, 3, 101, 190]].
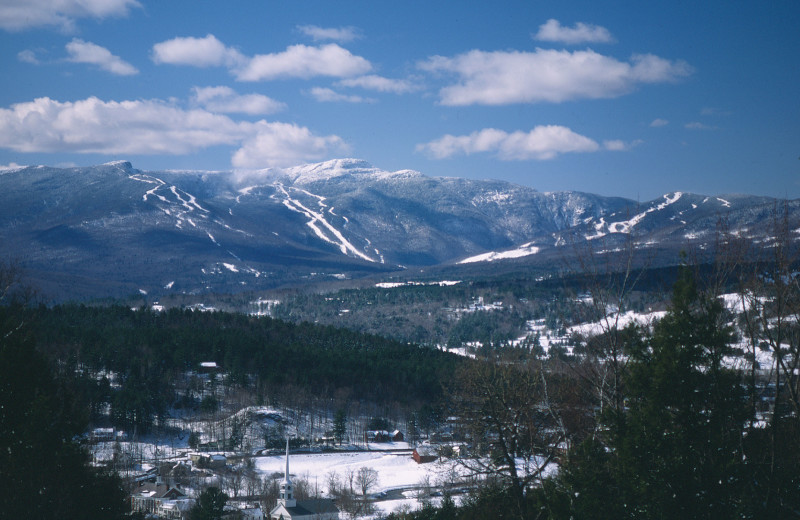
[[278, 438, 296, 507]]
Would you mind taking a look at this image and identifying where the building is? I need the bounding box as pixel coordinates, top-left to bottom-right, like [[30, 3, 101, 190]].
[[412, 445, 438, 464], [131, 480, 193, 518], [269, 440, 339, 520], [89, 427, 116, 442], [364, 430, 390, 443], [190, 453, 227, 469], [199, 361, 219, 372]]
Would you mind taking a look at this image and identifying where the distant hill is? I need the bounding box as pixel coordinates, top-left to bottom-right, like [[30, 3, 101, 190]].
[[1, 159, 795, 301]]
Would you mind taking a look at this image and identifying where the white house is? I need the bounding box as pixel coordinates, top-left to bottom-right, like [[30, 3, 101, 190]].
[[269, 440, 339, 520]]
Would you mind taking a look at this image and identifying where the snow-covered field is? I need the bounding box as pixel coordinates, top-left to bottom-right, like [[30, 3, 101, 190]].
[[92, 433, 463, 516], [255, 450, 439, 495]]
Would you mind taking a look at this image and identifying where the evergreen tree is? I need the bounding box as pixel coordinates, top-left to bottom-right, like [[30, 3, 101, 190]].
[[190, 486, 228, 520], [560, 267, 749, 519], [0, 304, 127, 520], [333, 409, 347, 445]]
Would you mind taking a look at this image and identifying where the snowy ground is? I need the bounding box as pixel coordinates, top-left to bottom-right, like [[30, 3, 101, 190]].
[[256, 451, 439, 494], [92, 435, 467, 516]]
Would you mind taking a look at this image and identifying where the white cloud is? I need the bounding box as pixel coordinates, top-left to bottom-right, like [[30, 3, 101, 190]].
[[417, 126, 601, 160], [650, 118, 669, 127], [420, 48, 692, 105], [191, 86, 286, 115], [603, 139, 642, 151], [297, 25, 360, 42], [0, 96, 344, 168], [17, 49, 39, 64], [237, 43, 371, 81], [685, 121, 717, 130], [0, 96, 243, 154], [336, 75, 420, 94], [152, 34, 245, 68], [0, 0, 139, 32], [534, 19, 614, 44], [232, 122, 347, 168], [152, 36, 372, 82], [66, 39, 138, 76], [0, 162, 26, 171], [309, 87, 374, 104]]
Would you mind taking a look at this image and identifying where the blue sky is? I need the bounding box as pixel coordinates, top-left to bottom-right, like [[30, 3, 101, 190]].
[[0, 0, 798, 200]]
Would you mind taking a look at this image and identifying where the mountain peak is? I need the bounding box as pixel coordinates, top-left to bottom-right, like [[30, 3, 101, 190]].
[[100, 160, 134, 172], [278, 158, 423, 185], [284, 158, 374, 182]]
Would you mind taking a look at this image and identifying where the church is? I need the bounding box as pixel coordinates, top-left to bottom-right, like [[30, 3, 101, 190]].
[[270, 440, 339, 520]]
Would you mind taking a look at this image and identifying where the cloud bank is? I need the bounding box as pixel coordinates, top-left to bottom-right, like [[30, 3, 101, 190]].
[[0, 96, 344, 168], [420, 48, 692, 105]]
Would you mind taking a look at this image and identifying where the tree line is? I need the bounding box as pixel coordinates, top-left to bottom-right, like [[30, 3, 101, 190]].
[[14, 302, 462, 435]]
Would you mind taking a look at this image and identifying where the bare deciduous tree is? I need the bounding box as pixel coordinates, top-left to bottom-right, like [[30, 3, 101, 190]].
[[447, 360, 562, 511], [355, 467, 378, 498]]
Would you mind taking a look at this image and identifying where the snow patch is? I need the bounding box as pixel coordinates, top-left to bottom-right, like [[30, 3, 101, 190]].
[[275, 184, 375, 262], [375, 280, 461, 289], [604, 192, 683, 234], [569, 309, 667, 337], [458, 243, 539, 264]]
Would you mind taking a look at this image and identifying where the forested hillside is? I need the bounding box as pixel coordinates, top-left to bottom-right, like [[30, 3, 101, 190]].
[[17, 304, 462, 435]]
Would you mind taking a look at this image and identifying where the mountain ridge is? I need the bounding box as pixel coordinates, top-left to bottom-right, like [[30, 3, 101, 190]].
[[1, 159, 795, 301]]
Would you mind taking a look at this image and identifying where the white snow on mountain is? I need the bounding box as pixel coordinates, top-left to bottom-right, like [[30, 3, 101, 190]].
[[274, 183, 376, 262], [458, 243, 540, 264], [569, 309, 667, 338], [129, 173, 211, 230], [606, 192, 683, 234], [245, 158, 422, 186], [376, 280, 461, 288]]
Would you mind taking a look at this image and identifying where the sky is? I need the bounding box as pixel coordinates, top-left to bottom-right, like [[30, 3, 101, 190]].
[[0, 0, 798, 200]]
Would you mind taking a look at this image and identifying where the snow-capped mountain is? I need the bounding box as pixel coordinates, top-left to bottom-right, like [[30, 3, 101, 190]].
[[0, 159, 794, 300]]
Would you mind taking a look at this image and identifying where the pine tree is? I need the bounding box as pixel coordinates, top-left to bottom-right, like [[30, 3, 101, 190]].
[[609, 267, 746, 518], [556, 267, 751, 519], [333, 409, 347, 445], [190, 486, 228, 520], [0, 303, 127, 520]]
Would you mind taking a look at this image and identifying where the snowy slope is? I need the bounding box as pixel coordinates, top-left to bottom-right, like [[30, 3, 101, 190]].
[[0, 159, 795, 300]]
